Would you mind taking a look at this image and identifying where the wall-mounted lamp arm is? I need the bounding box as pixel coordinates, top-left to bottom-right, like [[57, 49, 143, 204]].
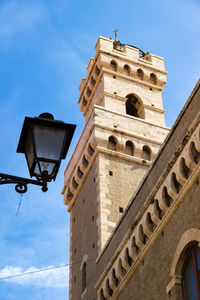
[[0, 173, 48, 194]]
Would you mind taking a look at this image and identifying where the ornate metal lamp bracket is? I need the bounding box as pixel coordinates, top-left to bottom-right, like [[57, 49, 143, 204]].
[[0, 173, 47, 194]]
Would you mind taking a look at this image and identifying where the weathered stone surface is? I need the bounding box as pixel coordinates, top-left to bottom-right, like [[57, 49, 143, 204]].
[[63, 35, 171, 300]]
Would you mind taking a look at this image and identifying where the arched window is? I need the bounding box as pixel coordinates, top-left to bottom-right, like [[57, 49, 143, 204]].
[[91, 76, 96, 87], [182, 245, 200, 299], [124, 64, 131, 76], [82, 262, 87, 293], [167, 229, 200, 298], [125, 94, 144, 119], [95, 65, 100, 76], [107, 136, 117, 151], [82, 97, 87, 107], [125, 141, 134, 156], [86, 87, 91, 97], [150, 73, 157, 85], [142, 145, 151, 161], [110, 60, 117, 72], [137, 69, 144, 80], [125, 95, 139, 117]]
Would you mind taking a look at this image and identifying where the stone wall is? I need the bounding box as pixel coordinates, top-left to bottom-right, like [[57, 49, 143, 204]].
[[117, 179, 200, 300], [69, 158, 99, 300], [96, 80, 200, 299], [98, 153, 148, 246]]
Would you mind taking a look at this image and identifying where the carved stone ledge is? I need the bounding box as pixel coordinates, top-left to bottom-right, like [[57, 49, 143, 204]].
[[96, 121, 200, 300]]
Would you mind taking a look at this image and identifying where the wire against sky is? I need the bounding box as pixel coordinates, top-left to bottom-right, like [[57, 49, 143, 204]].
[[0, 259, 95, 281]]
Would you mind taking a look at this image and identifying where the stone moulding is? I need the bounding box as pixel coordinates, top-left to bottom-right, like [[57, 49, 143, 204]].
[[78, 43, 167, 117], [166, 228, 200, 294], [63, 104, 167, 211], [96, 116, 200, 300], [64, 142, 153, 212]]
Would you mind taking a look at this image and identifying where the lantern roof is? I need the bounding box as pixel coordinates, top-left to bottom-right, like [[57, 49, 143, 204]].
[[17, 113, 76, 159]]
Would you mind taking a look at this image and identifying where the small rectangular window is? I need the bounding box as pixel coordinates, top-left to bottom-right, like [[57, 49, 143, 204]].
[[119, 207, 124, 213]]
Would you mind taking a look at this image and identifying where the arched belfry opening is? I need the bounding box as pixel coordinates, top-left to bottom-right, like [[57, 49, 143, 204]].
[[125, 94, 144, 119]]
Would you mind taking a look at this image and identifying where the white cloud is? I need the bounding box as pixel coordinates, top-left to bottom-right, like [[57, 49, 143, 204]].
[[0, 265, 69, 288], [0, 1, 48, 43]]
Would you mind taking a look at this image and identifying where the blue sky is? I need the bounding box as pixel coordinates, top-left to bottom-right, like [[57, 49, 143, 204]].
[[0, 0, 199, 299]]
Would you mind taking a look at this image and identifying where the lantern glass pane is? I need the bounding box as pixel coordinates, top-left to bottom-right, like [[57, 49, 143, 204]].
[[34, 125, 66, 160], [25, 130, 35, 173], [183, 253, 198, 300], [34, 161, 56, 177]]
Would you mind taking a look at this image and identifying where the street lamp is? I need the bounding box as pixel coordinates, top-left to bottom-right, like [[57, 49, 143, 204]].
[[0, 113, 76, 194]]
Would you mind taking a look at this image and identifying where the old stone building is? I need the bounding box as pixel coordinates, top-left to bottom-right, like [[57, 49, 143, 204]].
[[62, 36, 200, 300]]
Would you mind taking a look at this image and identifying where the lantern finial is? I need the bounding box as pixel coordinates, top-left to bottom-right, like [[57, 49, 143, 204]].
[[39, 113, 54, 120]]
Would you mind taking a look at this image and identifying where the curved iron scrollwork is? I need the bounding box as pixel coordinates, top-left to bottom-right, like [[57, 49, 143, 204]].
[[0, 173, 47, 194], [15, 184, 28, 194], [113, 40, 147, 59]]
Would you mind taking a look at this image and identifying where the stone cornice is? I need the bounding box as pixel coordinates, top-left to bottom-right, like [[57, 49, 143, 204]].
[[97, 147, 151, 167], [64, 142, 153, 212], [95, 115, 200, 299], [94, 123, 164, 146], [97, 93, 166, 115], [98, 50, 168, 75], [93, 105, 170, 133], [101, 68, 164, 91], [79, 66, 165, 116], [66, 147, 152, 212], [78, 47, 167, 116], [95, 80, 200, 257], [62, 103, 169, 211]]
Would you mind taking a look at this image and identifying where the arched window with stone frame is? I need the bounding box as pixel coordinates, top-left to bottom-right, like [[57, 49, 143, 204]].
[[107, 136, 117, 151], [142, 145, 151, 161], [125, 94, 144, 119], [110, 60, 117, 72], [81, 255, 88, 295], [167, 229, 200, 300], [82, 262, 87, 293], [124, 64, 131, 76], [137, 68, 144, 80], [182, 244, 200, 299], [150, 73, 157, 85], [124, 141, 134, 156]]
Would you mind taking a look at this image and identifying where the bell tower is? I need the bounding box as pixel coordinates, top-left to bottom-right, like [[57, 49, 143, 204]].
[[62, 36, 170, 299]]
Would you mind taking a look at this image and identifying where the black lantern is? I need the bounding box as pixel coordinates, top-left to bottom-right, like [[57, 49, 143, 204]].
[[0, 113, 76, 194], [17, 112, 75, 182]]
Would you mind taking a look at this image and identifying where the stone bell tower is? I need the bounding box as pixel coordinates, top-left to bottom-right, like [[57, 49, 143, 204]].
[[62, 36, 170, 299]]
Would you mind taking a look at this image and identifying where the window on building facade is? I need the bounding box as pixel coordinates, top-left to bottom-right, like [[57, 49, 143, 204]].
[[110, 60, 117, 72], [182, 245, 200, 300], [124, 64, 131, 76], [125, 95, 139, 117], [150, 73, 157, 85], [142, 145, 151, 161], [137, 68, 144, 80], [107, 136, 117, 151], [124, 141, 134, 156], [82, 262, 87, 293]]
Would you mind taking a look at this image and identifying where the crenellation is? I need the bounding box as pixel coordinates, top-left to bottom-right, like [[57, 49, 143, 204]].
[[123, 45, 140, 60], [78, 36, 167, 124], [95, 36, 114, 55], [148, 53, 166, 70]]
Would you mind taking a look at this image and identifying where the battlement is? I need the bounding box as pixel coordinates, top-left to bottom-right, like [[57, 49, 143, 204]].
[[78, 36, 167, 126]]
